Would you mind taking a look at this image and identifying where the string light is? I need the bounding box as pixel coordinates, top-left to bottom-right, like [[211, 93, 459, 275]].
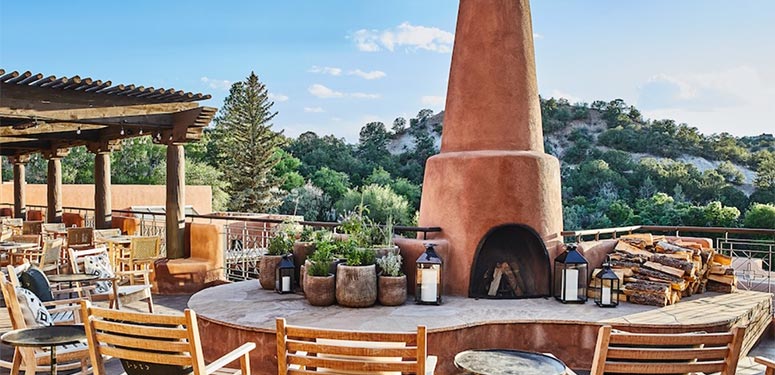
[[120, 127, 125, 135], [76, 126, 81, 135], [139, 128, 143, 135]]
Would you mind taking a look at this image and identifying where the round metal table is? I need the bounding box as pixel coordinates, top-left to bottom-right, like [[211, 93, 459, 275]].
[[454, 349, 568, 375], [1, 325, 86, 375]]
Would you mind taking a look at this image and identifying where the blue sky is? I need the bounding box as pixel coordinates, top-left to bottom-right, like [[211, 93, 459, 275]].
[[2, 1, 773, 142]]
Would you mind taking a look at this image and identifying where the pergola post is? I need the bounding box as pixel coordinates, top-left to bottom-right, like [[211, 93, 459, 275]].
[[44, 148, 68, 223], [166, 142, 185, 259], [88, 141, 119, 229], [10, 155, 29, 219]]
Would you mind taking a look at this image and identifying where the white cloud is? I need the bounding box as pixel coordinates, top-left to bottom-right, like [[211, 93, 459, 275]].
[[308, 66, 342, 76], [268, 93, 289, 102], [308, 84, 380, 100], [533, 33, 543, 40], [348, 69, 386, 80], [350, 22, 454, 53], [308, 84, 344, 99], [421, 95, 445, 106], [304, 107, 325, 113], [549, 90, 580, 103], [638, 66, 775, 135], [200, 76, 232, 90], [350, 92, 381, 99]]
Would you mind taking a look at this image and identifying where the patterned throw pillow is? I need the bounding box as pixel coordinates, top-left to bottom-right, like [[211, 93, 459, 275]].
[[84, 253, 114, 294], [15, 287, 53, 327]]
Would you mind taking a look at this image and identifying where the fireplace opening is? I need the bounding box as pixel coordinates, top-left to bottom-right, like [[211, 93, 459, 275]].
[[469, 224, 552, 299]]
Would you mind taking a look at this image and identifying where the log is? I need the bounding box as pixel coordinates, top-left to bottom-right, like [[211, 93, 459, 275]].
[[710, 264, 735, 275], [643, 261, 686, 278], [673, 240, 704, 250], [620, 233, 654, 246], [615, 240, 653, 257], [628, 293, 667, 307], [488, 267, 503, 297], [507, 262, 527, 294], [655, 241, 695, 255], [713, 253, 732, 266], [650, 255, 694, 274], [635, 266, 683, 283], [656, 252, 692, 261], [707, 274, 737, 286], [706, 281, 736, 293], [623, 281, 671, 295], [500, 263, 523, 295], [588, 288, 628, 302], [609, 259, 643, 270]]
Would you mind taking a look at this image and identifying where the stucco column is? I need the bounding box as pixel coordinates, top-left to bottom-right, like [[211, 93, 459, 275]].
[[166, 143, 185, 259], [11, 155, 29, 219], [94, 151, 112, 229], [44, 149, 68, 223]]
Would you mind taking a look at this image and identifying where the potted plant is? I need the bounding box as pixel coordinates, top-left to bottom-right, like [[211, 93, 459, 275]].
[[304, 244, 336, 306], [259, 230, 294, 290], [376, 252, 406, 306], [335, 244, 377, 308], [340, 207, 399, 259]]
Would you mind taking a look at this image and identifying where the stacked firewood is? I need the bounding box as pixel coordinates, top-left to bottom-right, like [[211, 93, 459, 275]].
[[601, 233, 733, 307], [706, 253, 737, 293]]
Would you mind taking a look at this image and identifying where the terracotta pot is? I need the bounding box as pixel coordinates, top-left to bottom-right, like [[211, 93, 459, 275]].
[[335, 264, 377, 308], [304, 274, 336, 306], [293, 242, 316, 286], [258, 255, 283, 290], [378, 275, 407, 306]]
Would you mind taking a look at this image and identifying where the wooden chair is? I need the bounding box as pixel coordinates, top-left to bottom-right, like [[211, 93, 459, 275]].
[[0, 272, 91, 374], [589, 325, 746, 375], [6, 261, 91, 321], [755, 356, 775, 375], [39, 238, 66, 273], [81, 300, 256, 375], [3, 218, 23, 235], [9, 234, 42, 265], [68, 246, 154, 312], [22, 220, 43, 235], [67, 227, 94, 250], [276, 318, 437, 374], [117, 236, 161, 276]]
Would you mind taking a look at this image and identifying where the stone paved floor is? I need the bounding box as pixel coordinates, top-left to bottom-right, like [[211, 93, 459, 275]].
[[2, 291, 774, 374]]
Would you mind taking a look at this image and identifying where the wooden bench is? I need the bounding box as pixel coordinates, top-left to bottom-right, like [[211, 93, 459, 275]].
[[276, 317, 437, 374]]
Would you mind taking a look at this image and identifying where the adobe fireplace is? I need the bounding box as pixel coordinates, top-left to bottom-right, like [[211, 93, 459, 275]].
[[417, 0, 565, 298]]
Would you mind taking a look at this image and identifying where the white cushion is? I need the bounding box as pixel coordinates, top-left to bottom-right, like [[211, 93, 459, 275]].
[[15, 287, 53, 327], [84, 252, 114, 294]]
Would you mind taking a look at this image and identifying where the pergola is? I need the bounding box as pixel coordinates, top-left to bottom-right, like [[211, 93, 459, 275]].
[[0, 68, 217, 258]]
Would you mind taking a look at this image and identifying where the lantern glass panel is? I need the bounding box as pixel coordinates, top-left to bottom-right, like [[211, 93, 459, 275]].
[[594, 265, 620, 307], [276, 256, 295, 294], [415, 244, 442, 305]]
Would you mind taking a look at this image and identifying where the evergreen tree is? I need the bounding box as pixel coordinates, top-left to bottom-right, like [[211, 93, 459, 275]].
[[213, 72, 284, 213]]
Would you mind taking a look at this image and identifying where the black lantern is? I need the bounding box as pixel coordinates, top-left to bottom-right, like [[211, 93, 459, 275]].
[[553, 243, 588, 303], [276, 254, 295, 294], [415, 243, 442, 305], [594, 263, 620, 307]]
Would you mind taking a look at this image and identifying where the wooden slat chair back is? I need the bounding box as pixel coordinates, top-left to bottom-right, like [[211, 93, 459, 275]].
[[67, 227, 94, 249], [22, 220, 42, 235], [40, 238, 66, 273], [10, 234, 41, 244], [0, 272, 90, 374], [9, 234, 43, 265], [69, 246, 155, 312], [42, 223, 67, 233], [590, 325, 746, 375], [276, 318, 436, 375], [118, 236, 161, 274], [81, 301, 256, 375], [94, 228, 121, 242]]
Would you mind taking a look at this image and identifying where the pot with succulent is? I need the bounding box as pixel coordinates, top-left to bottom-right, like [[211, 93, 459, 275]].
[[335, 244, 377, 308], [259, 228, 294, 290], [303, 244, 336, 306], [376, 252, 406, 306]]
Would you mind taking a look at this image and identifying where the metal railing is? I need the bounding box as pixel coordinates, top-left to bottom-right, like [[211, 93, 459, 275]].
[[562, 225, 775, 294]]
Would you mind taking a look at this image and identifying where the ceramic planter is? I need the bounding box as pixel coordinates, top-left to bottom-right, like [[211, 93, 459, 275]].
[[371, 245, 400, 259], [335, 264, 377, 308], [304, 274, 336, 306], [378, 275, 407, 306], [258, 255, 283, 290], [293, 241, 316, 286]]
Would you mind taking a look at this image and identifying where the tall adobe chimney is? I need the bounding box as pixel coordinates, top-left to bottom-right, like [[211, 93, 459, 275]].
[[418, 0, 564, 297]]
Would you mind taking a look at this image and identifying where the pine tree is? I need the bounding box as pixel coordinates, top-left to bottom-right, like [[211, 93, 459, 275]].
[[213, 72, 285, 213]]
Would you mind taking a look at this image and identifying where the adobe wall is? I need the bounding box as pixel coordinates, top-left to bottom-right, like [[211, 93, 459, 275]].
[[0, 183, 212, 214]]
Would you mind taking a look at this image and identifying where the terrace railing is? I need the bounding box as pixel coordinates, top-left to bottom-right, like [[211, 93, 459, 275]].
[[563, 225, 775, 294]]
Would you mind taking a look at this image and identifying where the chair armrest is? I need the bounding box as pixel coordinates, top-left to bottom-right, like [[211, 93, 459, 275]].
[[203, 342, 256, 375], [756, 356, 775, 368], [425, 355, 438, 375]]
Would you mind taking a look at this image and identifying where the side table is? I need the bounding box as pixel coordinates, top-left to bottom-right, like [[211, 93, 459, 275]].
[[454, 349, 569, 375], [1, 325, 86, 375]]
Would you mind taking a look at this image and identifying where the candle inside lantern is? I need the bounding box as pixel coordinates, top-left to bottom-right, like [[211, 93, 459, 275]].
[[602, 285, 612, 305], [421, 268, 438, 302], [282, 276, 291, 292], [563, 268, 579, 300]]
